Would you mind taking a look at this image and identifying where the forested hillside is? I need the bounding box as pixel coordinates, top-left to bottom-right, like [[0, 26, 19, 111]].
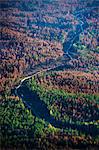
[[0, 0, 99, 149]]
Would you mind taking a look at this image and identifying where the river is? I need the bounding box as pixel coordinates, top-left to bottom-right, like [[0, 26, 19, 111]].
[[15, 7, 98, 136]]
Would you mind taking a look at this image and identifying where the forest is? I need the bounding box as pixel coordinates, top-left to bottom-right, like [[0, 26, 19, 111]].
[[0, 0, 99, 149]]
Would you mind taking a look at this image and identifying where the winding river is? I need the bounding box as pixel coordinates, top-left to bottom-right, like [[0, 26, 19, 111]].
[[15, 8, 98, 136]]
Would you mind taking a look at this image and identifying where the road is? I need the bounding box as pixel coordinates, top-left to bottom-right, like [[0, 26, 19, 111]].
[[16, 63, 65, 90]]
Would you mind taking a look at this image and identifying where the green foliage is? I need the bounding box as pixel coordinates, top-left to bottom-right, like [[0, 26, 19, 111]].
[[0, 96, 60, 148], [34, 118, 46, 137], [27, 78, 99, 127], [0, 98, 34, 129]]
